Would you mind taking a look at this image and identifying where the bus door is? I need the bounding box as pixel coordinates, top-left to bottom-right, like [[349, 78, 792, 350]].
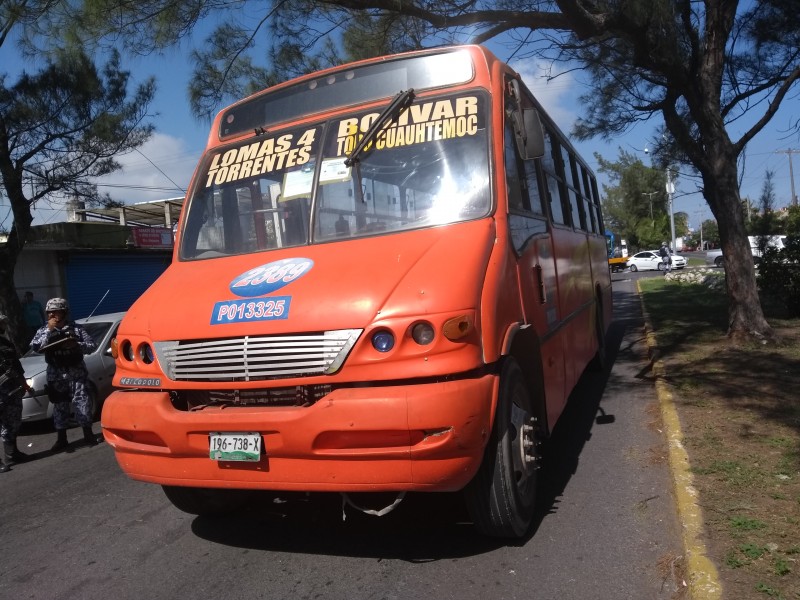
[[503, 102, 567, 427]]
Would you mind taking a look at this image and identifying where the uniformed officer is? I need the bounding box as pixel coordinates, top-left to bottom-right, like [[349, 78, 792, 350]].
[[29, 298, 98, 452], [0, 313, 30, 472], [659, 241, 673, 273]]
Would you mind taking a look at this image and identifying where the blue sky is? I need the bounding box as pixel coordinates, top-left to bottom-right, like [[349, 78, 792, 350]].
[[4, 25, 799, 233]]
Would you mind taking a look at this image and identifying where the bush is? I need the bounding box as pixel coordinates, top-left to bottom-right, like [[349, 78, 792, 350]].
[[757, 236, 800, 316]]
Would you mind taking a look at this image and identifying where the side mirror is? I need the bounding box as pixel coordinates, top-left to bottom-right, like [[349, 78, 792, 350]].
[[522, 108, 545, 159], [508, 79, 544, 160]]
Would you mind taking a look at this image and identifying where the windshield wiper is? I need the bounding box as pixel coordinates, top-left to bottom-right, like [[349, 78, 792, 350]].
[[344, 89, 416, 167]]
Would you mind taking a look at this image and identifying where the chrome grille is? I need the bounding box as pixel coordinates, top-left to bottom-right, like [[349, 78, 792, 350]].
[[153, 329, 362, 382]]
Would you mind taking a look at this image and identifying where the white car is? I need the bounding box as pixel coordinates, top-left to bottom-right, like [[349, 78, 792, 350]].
[[627, 250, 687, 272], [21, 312, 125, 422]]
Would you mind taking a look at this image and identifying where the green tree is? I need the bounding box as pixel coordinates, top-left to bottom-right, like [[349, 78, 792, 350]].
[[702, 219, 720, 248], [785, 205, 800, 237], [65, 0, 800, 341], [0, 4, 154, 348], [747, 170, 784, 239], [597, 148, 671, 251]]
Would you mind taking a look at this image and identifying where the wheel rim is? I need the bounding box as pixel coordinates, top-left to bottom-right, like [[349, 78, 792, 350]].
[[509, 398, 538, 503]]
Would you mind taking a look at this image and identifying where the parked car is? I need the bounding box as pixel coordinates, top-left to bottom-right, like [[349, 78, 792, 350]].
[[706, 248, 724, 267], [627, 250, 687, 272], [706, 236, 786, 268], [21, 312, 125, 423]]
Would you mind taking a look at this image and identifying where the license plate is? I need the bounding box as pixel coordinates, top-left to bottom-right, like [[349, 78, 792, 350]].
[[209, 432, 262, 462]]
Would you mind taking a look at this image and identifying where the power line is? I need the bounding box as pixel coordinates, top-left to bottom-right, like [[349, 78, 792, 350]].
[[133, 148, 187, 194]]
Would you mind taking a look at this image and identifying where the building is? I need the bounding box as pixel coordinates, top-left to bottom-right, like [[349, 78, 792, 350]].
[[12, 198, 183, 319]]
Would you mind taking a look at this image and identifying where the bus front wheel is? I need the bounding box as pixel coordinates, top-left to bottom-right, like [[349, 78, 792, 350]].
[[464, 358, 541, 538]]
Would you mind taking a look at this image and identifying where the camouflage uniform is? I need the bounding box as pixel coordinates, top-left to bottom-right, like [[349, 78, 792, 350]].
[[0, 337, 25, 440], [29, 320, 96, 430], [1, 321, 27, 471]]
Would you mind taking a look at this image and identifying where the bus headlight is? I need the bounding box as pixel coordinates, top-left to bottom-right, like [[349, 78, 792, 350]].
[[371, 330, 395, 352], [410, 322, 435, 345]]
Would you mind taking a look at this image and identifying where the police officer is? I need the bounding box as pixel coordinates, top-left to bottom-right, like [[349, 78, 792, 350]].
[[29, 298, 98, 452], [0, 313, 31, 472], [659, 241, 673, 273]]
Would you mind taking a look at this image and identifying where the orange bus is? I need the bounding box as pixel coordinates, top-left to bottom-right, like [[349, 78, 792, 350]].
[[102, 45, 612, 538]]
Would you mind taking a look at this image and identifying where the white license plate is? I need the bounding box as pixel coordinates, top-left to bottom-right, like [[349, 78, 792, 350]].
[[209, 432, 262, 462]]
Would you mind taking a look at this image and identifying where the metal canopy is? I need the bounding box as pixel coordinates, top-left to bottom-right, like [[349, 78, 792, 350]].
[[70, 197, 185, 228]]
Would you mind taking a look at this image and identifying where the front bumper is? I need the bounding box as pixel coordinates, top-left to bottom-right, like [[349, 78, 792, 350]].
[[101, 374, 497, 492]]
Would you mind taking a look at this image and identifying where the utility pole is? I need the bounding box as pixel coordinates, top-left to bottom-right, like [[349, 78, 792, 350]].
[[666, 169, 676, 252], [776, 149, 798, 206], [695, 210, 705, 250]]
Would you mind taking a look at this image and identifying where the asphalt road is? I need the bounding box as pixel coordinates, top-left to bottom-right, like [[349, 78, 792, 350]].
[[1, 275, 685, 600]]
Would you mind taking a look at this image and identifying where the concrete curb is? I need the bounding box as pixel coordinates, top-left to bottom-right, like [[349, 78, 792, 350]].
[[636, 280, 723, 600]]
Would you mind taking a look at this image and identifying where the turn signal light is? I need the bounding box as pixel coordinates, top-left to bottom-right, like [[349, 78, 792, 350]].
[[110, 338, 119, 359], [443, 315, 473, 341]]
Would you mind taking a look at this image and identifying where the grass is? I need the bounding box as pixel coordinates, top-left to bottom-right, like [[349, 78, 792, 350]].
[[639, 277, 800, 600]]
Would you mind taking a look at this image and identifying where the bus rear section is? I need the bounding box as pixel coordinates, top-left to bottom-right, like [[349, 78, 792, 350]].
[[101, 45, 611, 538]]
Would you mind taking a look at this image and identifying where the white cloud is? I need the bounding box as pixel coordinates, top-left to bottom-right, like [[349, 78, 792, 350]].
[[94, 132, 201, 204], [511, 59, 581, 128], [27, 133, 200, 226]]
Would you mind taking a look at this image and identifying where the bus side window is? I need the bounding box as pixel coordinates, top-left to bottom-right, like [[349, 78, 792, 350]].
[[522, 159, 545, 216], [541, 128, 566, 225], [590, 177, 604, 233], [504, 123, 527, 212], [580, 166, 598, 233]]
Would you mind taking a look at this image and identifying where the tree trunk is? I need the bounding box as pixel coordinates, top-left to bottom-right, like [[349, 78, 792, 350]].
[[702, 145, 773, 341], [0, 244, 28, 351], [0, 142, 34, 351]]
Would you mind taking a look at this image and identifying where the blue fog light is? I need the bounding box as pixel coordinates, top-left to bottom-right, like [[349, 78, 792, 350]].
[[140, 343, 155, 364], [371, 331, 395, 352]]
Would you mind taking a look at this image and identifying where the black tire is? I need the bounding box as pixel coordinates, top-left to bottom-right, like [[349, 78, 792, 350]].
[[464, 359, 541, 538], [714, 256, 724, 268], [657, 262, 666, 271], [162, 485, 251, 516], [88, 384, 101, 420], [589, 298, 606, 372], [629, 264, 638, 272]]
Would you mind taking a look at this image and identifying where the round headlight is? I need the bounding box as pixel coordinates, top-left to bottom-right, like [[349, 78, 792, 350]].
[[121, 340, 134, 362], [371, 330, 395, 352], [411, 322, 435, 345]]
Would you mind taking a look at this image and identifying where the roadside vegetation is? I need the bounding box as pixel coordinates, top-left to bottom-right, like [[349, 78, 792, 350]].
[[639, 276, 800, 599]]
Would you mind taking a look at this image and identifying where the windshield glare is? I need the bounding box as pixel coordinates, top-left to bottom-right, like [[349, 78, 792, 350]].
[[180, 92, 490, 259]]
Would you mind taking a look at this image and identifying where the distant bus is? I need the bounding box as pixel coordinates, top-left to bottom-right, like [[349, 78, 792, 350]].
[[102, 45, 612, 538]]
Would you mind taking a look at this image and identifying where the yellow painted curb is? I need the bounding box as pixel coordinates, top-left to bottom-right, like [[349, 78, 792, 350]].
[[637, 280, 723, 600]]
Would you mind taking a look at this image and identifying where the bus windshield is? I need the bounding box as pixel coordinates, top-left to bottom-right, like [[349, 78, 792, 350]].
[[180, 91, 490, 259]]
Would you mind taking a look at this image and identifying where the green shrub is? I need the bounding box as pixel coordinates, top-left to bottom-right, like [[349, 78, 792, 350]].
[[757, 236, 800, 317]]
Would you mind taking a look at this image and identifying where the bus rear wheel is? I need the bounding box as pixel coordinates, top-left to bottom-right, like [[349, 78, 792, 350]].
[[589, 297, 607, 371], [464, 359, 541, 538], [162, 485, 251, 516]]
